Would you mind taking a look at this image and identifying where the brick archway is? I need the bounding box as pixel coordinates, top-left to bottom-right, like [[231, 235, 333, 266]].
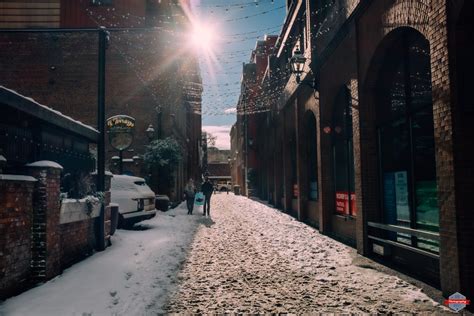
[[356, 26, 435, 256]]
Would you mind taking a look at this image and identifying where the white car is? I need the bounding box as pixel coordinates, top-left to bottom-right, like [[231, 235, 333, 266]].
[[111, 175, 157, 228], [217, 181, 232, 192]]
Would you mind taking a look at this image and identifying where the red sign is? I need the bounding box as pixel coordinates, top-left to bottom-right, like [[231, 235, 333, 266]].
[[336, 191, 357, 215]]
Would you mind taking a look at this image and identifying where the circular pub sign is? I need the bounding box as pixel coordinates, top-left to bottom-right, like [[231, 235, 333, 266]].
[[106, 115, 135, 151]]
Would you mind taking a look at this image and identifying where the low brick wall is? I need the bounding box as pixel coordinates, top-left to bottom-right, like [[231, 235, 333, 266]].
[[0, 176, 36, 299], [60, 219, 95, 269], [0, 165, 112, 300]]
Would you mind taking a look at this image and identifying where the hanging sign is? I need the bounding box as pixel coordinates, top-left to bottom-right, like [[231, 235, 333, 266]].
[[106, 115, 135, 151]]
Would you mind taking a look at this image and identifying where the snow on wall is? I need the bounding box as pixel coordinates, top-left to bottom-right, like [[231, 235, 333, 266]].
[[26, 160, 64, 170]]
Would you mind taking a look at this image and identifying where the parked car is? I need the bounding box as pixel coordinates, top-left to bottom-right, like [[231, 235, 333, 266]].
[[217, 181, 232, 192], [110, 175, 157, 228]]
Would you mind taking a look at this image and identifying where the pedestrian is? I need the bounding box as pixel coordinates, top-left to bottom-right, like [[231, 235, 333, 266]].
[[201, 177, 214, 216], [184, 179, 196, 215]]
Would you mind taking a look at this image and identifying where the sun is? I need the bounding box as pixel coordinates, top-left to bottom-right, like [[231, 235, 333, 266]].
[[188, 22, 217, 54]]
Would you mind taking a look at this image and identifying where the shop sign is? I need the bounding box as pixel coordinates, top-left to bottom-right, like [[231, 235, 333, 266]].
[[336, 191, 356, 215], [106, 115, 135, 151]]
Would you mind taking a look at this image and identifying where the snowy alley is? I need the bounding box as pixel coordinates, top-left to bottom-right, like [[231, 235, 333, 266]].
[[1, 194, 456, 315]]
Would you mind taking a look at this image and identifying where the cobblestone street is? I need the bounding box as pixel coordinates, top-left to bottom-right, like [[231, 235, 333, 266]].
[[165, 194, 451, 314]]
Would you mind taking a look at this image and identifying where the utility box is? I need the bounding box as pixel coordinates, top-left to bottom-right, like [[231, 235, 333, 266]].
[[233, 185, 241, 195]]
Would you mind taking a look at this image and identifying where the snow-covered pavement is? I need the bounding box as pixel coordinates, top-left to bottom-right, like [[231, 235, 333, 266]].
[[0, 203, 201, 315], [1, 193, 455, 315], [165, 194, 452, 314]]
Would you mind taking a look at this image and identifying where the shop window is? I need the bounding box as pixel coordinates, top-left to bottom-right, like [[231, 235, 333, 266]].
[[332, 87, 356, 216], [376, 29, 439, 253]]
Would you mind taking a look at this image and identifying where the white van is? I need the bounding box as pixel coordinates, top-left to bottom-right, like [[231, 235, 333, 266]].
[[110, 175, 157, 228]]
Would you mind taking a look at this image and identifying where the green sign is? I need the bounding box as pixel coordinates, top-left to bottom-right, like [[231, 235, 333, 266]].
[[106, 115, 135, 151]]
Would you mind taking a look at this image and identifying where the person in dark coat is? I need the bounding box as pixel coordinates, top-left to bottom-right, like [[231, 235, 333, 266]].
[[183, 179, 196, 215], [201, 177, 214, 216]]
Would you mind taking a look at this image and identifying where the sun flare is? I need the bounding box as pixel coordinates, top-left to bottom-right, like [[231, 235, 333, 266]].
[[188, 22, 217, 54]]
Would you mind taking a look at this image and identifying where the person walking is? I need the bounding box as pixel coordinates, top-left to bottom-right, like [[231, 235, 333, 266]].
[[184, 179, 196, 215], [201, 177, 214, 216]]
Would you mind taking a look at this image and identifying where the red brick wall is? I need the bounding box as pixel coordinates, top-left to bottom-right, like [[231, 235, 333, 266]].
[[0, 179, 35, 299], [60, 219, 95, 269], [0, 29, 200, 187], [60, 0, 146, 28]]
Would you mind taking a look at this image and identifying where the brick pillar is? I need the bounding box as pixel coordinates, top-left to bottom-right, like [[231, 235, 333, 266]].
[[296, 94, 309, 221], [318, 89, 334, 235], [27, 163, 62, 281], [273, 115, 283, 208], [0, 176, 36, 299], [282, 103, 295, 212]]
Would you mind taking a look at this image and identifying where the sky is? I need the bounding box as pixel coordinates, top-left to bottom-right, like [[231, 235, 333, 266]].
[[191, 0, 287, 149]]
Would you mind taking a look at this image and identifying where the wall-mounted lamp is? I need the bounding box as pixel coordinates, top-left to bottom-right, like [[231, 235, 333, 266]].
[[289, 48, 317, 90]]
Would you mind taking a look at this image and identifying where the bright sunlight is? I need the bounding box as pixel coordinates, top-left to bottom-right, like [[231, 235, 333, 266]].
[[188, 21, 217, 54]]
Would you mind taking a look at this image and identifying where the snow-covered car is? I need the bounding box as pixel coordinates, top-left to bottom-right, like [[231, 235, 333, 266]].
[[110, 175, 157, 228], [217, 181, 232, 192]]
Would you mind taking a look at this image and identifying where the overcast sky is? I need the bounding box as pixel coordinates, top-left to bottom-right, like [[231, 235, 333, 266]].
[[192, 0, 286, 149]]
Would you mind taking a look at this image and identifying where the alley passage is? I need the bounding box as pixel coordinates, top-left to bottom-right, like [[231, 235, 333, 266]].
[[165, 194, 450, 314]]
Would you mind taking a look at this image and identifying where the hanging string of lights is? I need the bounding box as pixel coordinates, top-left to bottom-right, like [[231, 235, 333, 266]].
[[82, 0, 344, 116]]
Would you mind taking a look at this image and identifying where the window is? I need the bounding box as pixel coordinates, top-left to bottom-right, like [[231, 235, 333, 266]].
[[377, 29, 438, 253], [332, 86, 356, 216]]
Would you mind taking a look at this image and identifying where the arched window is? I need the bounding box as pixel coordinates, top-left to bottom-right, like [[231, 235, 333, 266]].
[[332, 86, 356, 216], [376, 29, 438, 252]]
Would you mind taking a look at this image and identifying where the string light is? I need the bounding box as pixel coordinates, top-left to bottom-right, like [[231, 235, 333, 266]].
[[81, 0, 344, 117]]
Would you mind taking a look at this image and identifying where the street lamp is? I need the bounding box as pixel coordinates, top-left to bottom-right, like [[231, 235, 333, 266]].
[[289, 47, 306, 84], [289, 47, 317, 89], [146, 124, 155, 141]]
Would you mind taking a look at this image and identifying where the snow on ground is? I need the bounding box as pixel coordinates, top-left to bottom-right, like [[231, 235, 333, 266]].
[[166, 194, 453, 314], [0, 203, 201, 316], [1, 194, 458, 315]]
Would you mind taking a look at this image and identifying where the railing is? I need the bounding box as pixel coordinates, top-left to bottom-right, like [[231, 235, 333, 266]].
[[367, 221, 440, 259]]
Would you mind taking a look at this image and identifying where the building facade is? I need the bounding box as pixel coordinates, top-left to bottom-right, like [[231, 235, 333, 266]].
[[231, 35, 278, 196], [235, 0, 473, 304], [0, 0, 202, 201]]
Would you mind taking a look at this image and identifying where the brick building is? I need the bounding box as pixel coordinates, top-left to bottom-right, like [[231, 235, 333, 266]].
[[0, 0, 202, 202], [231, 35, 278, 196], [235, 0, 473, 304]]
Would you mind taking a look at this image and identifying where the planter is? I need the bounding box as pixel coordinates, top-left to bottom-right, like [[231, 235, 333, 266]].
[[60, 197, 101, 224]]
